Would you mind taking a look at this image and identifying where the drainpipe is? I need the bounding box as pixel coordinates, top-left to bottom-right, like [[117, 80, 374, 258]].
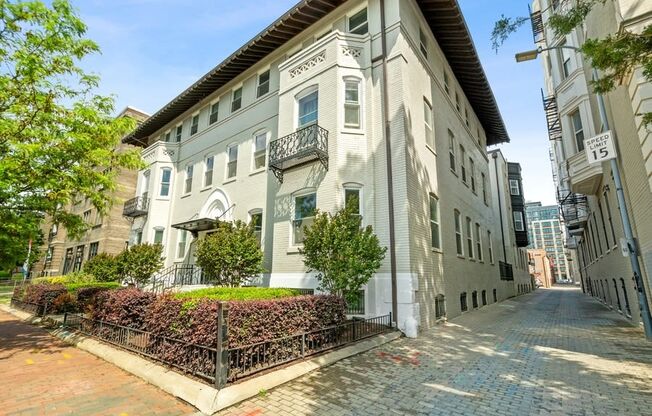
[[377, 0, 398, 325], [492, 152, 508, 263]]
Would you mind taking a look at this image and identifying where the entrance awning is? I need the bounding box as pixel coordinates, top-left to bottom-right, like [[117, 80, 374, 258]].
[[171, 218, 217, 236]]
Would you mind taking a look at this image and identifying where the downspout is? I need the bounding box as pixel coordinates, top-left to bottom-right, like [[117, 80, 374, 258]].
[[492, 152, 507, 263], [378, 0, 398, 325]]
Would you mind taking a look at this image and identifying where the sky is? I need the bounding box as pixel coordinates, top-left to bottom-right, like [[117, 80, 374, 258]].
[[74, 0, 556, 205]]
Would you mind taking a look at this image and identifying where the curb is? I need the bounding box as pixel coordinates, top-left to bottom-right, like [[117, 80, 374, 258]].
[[0, 304, 401, 414]]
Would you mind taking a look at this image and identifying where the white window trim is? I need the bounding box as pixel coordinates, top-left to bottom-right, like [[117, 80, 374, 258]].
[[290, 188, 317, 249], [419, 28, 428, 58], [176, 230, 188, 260], [190, 112, 200, 136], [295, 84, 319, 130], [175, 123, 183, 142], [466, 216, 474, 260], [475, 223, 483, 262], [509, 179, 520, 196], [514, 211, 525, 232], [153, 226, 165, 246], [249, 208, 264, 245], [225, 143, 238, 182], [342, 76, 362, 131], [251, 130, 269, 173], [455, 210, 464, 257], [342, 182, 363, 218], [203, 155, 214, 188], [423, 97, 435, 152]]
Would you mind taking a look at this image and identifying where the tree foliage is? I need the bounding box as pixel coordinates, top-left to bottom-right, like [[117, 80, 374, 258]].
[[300, 205, 386, 303], [0, 0, 143, 267], [116, 244, 164, 287], [491, 0, 651, 124], [83, 252, 119, 282], [196, 220, 264, 287]]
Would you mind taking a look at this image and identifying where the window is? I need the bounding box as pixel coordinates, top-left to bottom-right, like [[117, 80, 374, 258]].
[[460, 292, 468, 312], [231, 87, 242, 112], [487, 230, 494, 263], [257, 70, 270, 98], [83, 210, 91, 223], [443, 71, 450, 96], [344, 80, 361, 128], [250, 211, 263, 245], [160, 168, 171, 197], [209, 102, 219, 125], [620, 278, 631, 316], [298, 90, 318, 128], [426, 194, 441, 250], [472, 291, 478, 308], [190, 114, 199, 135], [164, 131, 171, 142], [475, 223, 482, 261], [612, 279, 622, 312], [493, 288, 497, 303], [455, 91, 460, 112], [466, 217, 474, 258], [509, 179, 520, 195], [135, 230, 143, 245], [88, 242, 99, 260], [344, 187, 361, 217], [177, 231, 187, 258], [460, 145, 467, 183], [465, 107, 469, 127], [481, 173, 488, 204], [448, 130, 456, 172], [73, 245, 85, 272], [598, 200, 610, 249], [153, 228, 164, 245], [469, 158, 476, 192], [204, 156, 214, 187], [63, 248, 73, 275], [603, 191, 617, 246], [141, 170, 150, 199], [293, 192, 316, 245], [435, 295, 445, 319], [226, 145, 238, 179], [348, 8, 368, 35], [561, 42, 572, 78], [481, 290, 487, 306], [593, 214, 603, 255], [419, 28, 428, 57], [513, 211, 524, 231], [455, 210, 463, 255], [253, 132, 267, 170], [423, 98, 434, 149], [184, 164, 193, 194], [175, 124, 182, 142], [45, 246, 54, 264], [570, 109, 584, 151]]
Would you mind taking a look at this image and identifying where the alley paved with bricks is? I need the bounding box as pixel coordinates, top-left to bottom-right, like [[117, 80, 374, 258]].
[[0, 310, 197, 416], [221, 287, 652, 416]]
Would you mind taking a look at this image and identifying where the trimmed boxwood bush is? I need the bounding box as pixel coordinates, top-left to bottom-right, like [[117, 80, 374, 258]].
[[174, 287, 300, 301]]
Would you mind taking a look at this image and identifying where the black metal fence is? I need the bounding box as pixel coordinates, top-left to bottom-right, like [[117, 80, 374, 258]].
[[345, 290, 365, 315], [10, 297, 49, 316]]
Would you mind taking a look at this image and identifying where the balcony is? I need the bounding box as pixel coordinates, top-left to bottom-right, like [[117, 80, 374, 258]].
[[141, 140, 178, 164], [541, 93, 562, 142], [269, 124, 328, 183], [499, 261, 514, 281], [567, 151, 603, 195], [557, 188, 589, 234], [123, 195, 149, 217]]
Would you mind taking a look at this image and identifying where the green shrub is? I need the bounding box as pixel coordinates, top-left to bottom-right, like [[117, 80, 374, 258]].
[[32, 272, 96, 285], [116, 243, 164, 287], [174, 287, 300, 301], [0, 270, 10, 278], [65, 282, 121, 292], [83, 253, 119, 282]]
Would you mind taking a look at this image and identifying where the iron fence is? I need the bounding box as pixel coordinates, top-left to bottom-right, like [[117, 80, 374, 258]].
[[345, 290, 365, 315], [10, 297, 48, 316]]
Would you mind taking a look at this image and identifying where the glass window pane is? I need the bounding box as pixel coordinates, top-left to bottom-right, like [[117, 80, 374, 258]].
[[298, 91, 318, 127], [345, 189, 360, 214], [295, 193, 316, 219]]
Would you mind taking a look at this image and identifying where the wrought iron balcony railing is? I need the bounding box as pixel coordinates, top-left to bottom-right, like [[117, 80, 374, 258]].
[[268, 124, 328, 182], [123, 195, 149, 217], [557, 188, 589, 233]]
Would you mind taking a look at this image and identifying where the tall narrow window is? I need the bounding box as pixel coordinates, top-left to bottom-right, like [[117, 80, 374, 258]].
[[460, 145, 467, 183], [190, 114, 199, 135], [164, 131, 171, 142], [153, 228, 164, 245], [141, 171, 150, 200], [184, 165, 193, 194], [570, 109, 584, 151], [175, 125, 182, 142], [73, 245, 85, 272], [466, 217, 474, 258], [293, 193, 316, 245], [469, 158, 476, 192], [177, 230, 187, 258], [204, 156, 214, 187], [475, 223, 482, 261], [423, 98, 434, 149], [344, 80, 361, 128], [344, 187, 361, 217], [257, 70, 270, 98], [509, 179, 520, 195], [455, 210, 463, 255], [598, 200, 610, 249], [298, 90, 318, 128], [487, 230, 494, 263], [419, 28, 428, 57], [448, 130, 456, 172], [429, 195, 441, 250], [460, 292, 468, 312], [513, 211, 525, 231], [435, 295, 445, 319], [481, 173, 488, 204], [209, 102, 219, 125], [443, 71, 450, 96], [348, 8, 368, 35], [561, 41, 572, 78], [88, 242, 99, 260], [226, 145, 238, 179], [603, 191, 617, 246], [465, 107, 469, 127], [455, 91, 460, 112], [253, 132, 267, 170], [593, 214, 603, 255], [231, 87, 242, 112], [160, 168, 171, 197], [250, 211, 263, 245]]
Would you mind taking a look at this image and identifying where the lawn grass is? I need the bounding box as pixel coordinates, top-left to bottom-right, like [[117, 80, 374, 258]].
[[174, 287, 302, 301]]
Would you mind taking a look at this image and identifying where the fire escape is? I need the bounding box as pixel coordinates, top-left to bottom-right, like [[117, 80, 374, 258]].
[[542, 91, 562, 142]]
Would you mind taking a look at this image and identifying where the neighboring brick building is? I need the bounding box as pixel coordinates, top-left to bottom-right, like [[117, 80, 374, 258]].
[[31, 107, 149, 277], [528, 249, 554, 288]]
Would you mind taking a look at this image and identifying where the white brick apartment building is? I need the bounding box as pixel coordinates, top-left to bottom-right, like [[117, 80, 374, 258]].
[[123, 0, 526, 332]]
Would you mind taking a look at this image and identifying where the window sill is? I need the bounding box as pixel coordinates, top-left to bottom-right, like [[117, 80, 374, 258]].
[[201, 186, 212, 193], [155, 197, 171, 201], [431, 248, 443, 254], [469, 258, 476, 262], [425, 144, 436, 156], [287, 246, 302, 254], [249, 168, 266, 177], [180, 193, 191, 199], [223, 178, 237, 185], [456, 254, 465, 259], [341, 127, 363, 135]]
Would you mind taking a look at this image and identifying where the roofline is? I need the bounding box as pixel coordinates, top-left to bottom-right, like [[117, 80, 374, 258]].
[[124, 0, 509, 147]]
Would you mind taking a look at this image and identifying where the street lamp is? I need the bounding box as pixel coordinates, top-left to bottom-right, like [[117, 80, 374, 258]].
[[516, 45, 652, 340]]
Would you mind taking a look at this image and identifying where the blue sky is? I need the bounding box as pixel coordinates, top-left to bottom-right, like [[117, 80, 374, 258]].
[[75, 0, 555, 205]]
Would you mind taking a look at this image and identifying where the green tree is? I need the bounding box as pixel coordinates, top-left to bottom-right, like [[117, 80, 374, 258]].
[[300, 205, 387, 303], [83, 253, 119, 282], [0, 0, 143, 266], [491, 0, 652, 125], [116, 244, 164, 287], [196, 220, 264, 287]]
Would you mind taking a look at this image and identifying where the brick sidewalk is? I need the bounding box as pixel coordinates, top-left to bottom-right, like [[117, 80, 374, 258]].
[[0, 310, 197, 416]]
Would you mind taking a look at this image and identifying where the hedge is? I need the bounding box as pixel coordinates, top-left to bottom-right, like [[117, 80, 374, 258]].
[[173, 287, 300, 301], [65, 282, 121, 292], [22, 283, 67, 307]]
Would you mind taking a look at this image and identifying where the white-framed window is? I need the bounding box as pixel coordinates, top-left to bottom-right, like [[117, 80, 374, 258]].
[[475, 223, 482, 261], [343, 184, 362, 217], [83, 210, 91, 223], [455, 91, 460, 112], [454, 210, 463, 256], [465, 107, 469, 127], [443, 71, 450, 96], [513, 211, 525, 231], [429, 194, 441, 250], [466, 216, 474, 259], [570, 109, 584, 151], [348, 8, 368, 35], [293, 192, 316, 245], [481, 173, 488, 204], [190, 114, 199, 136], [509, 179, 520, 196], [231, 87, 242, 112], [253, 132, 267, 170], [344, 78, 361, 128], [177, 230, 187, 258], [250, 210, 263, 245], [164, 130, 171, 142], [487, 230, 494, 264], [141, 170, 150, 199], [469, 158, 476, 193], [175, 124, 182, 142], [448, 130, 456, 172], [561, 40, 572, 78], [184, 164, 193, 194], [160, 168, 171, 197], [257, 70, 270, 98], [226, 144, 238, 179], [153, 227, 164, 245], [298, 88, 318, 128], [460, 145, 467, 183], [204, 155, 214, 187], [419, 28, 428, 58], [209, 101, 219, 125], [423, 98, 434, 149]]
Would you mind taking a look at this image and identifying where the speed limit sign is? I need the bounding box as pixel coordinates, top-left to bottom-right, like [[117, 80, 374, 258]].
[[585, 131, 616, 164]]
